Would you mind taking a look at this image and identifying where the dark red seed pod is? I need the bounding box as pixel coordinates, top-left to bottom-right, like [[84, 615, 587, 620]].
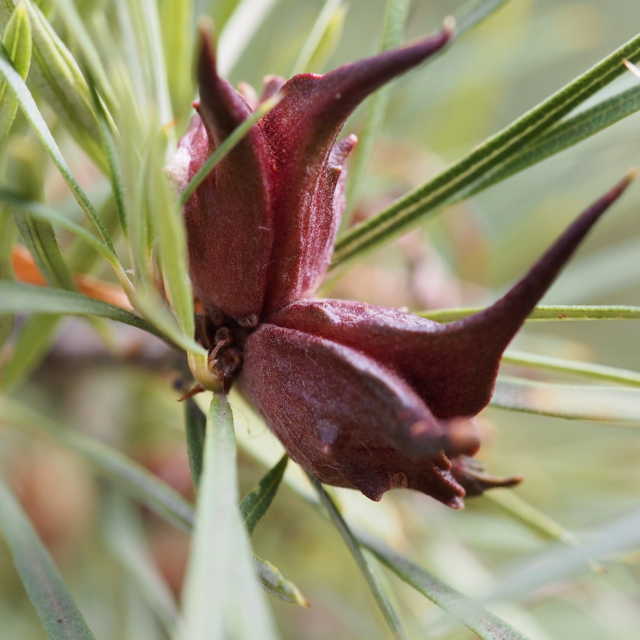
[[170, 19, 636, 507]]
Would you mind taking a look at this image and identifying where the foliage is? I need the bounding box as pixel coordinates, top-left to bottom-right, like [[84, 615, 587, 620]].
[[0, 0, 639, 639]]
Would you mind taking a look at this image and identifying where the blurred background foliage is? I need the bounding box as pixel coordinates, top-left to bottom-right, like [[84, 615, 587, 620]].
[[1, 0, 640, 638]]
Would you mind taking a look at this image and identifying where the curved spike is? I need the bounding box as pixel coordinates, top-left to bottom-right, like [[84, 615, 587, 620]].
[[183, 27, 274, 320], [453, 171, 637, 347], [196, 25, 253, 141], [240, 323, 468, 506], [266, 172, 635, 419], [260, 23, 453, 170], [431, 170, 637, 414], [260, 24, 454, 313]]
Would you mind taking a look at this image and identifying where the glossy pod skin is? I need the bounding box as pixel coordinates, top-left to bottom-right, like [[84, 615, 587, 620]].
[[168, 24, 634, 507]]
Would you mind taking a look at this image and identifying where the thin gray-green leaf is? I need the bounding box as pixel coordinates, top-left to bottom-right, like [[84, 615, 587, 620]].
[[101, 489, 180, 635], [492, 376, 640, 422], [463, 83, 640, 199], [0, 42, 114, 252], [333, 32, 640, 267], [240, 454, 288, 535], [184, 396, 206, 487], [419, 304, 640, 323], [343, 0, 410, 223], [0, 0, 30, 142], [311, 476, 407, 640], [0, 470, 97, 640], [179, 394, 279, 640], [0, 282, 163, 338], [360, 532, 530, 640], [502, 350, 640, 388]]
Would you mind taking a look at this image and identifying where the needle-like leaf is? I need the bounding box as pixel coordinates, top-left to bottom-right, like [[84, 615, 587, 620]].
[[179, 394, 280, 640], [359, 531, 531, 640], [0, 0, 30, 143], [492, 376, 640, 422], [502, 350, 640, 388], [101, 489, 180, 636], [0, 470, 98, 640], [0, 43, 114, 253], [0, 282, 163, 339], [240, 454, 288, 535], [184, 396, 207, 487], [420, 304, 640, 323], [310, 476, 408, 640], [333, 33, 640, 266]]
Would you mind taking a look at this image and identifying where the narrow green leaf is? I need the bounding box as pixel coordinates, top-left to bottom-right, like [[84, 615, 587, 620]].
[[0, 396, 305, 606], [138, 0, 174, 138], [89, 72, 200, 354], [463, 83, 640, 199], [4, 137, 78, 293], [343, 0, 410, 224], [0, 0, 31, 142], [419, 304, 640, 323], [66, 194, 122, 274], [486, 492, 606, 573], [502, 350, 640, 388], [51, 0, 117, 112], [0, 395, 196, 533], [492, 376, 640, 422], [359, 532, 530, 640], [333, 32, 640, 267], [113, 0, 174, 148], [303, 3, 345, 74], [485, 506, 640, 604], [240, 454, 288, 535], [13, 215, 77, 290], [310, 476, 408, 640], [1, 0, 29, 78], [184, 396, 206, 488], [124, 123, 153, 288], [216, 0, 281, 77], [160, 0, 194, 120], [0, 469, 97, 640], [0, 42, 115, 253], [178, 93, 282, 207], [0, 189, 137, 326], [345, 0, 514, 222], [484, 490, 580, 546], [112, 0, 147, 116], [0, 314, 60, 391], [0, 189, 117, 264], [185, 412, 306, 606], [86, 73, 128, 239], [101, 489, 180, 636], [179, 394, 279, 640], [291, 0, 343, 75], [15, 0, 106, 170], [210, 0, 243, 32], [485, 491, 604, 576], [128, 290, 206, 357], [0, 282, 164, 338], [150, 131, 195, 338]]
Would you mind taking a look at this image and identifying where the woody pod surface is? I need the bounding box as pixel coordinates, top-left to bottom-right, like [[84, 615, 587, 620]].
[[167, 23, 634, 508]]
